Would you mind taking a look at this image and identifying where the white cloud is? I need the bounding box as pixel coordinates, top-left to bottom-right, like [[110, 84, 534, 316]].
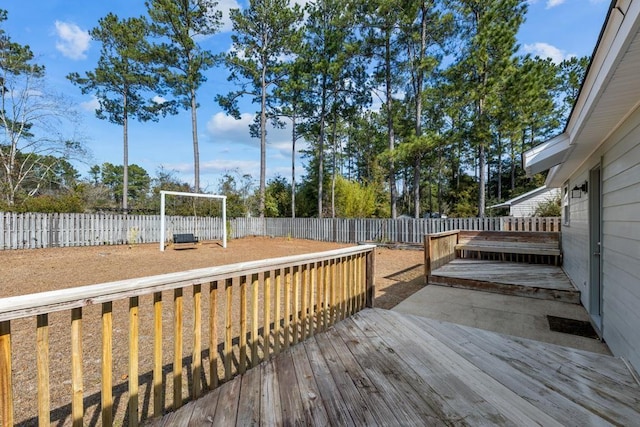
[[54, 21, 90, 60], [218, 0, 242, 32], [523, 42, 575, 64], [80, 96, 100, 112], [545, 0, 565, 8], [153, 95, 167, 104]]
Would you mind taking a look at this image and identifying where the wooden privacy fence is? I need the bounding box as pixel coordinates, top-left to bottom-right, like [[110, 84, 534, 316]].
[[0, 245, 376, 427], [0, 211, 561, 250]]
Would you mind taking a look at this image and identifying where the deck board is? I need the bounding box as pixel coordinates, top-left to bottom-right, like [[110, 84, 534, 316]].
[[429, 259, 581, 303], [153, 308, 640, 426]]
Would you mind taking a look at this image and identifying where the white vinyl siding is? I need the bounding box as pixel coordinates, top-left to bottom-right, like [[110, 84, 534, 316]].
[[563, 105, 640, 371]]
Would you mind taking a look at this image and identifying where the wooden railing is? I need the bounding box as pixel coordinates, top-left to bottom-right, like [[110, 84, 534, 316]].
[[0, 245, 376, 427], [423, 230, 460, 279]]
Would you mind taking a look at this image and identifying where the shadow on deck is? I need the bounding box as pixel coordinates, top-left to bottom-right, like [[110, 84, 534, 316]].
[[148, 308, 640, 426]]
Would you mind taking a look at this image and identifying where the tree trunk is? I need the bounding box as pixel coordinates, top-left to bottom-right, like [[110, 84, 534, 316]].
[[331, 115, 338, 218], [385, 32, 397, 219], [123, 91, 129, 212], [291, 115, 296, 219], [497, 133, 503, 201], [191, 87, 200, 192], [259, 65, 267, 218], [317, 74, 327, 218]]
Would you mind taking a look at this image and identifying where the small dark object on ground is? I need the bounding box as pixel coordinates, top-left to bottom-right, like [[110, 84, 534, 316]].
[[173, 233, 199, 249], [547, 315, 599, 339]]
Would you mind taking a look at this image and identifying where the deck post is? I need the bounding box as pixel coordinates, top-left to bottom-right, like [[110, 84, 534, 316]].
[[366, 248, 376, 308]]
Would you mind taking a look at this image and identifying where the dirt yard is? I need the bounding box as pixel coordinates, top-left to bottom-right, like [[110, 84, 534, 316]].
[[0, 237, 425, 426]]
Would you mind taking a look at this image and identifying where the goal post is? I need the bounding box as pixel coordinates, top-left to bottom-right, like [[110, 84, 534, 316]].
[[160, 190, 227, 251]]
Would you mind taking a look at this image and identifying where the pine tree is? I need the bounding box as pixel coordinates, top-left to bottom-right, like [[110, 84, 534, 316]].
[[68, 14, 166, 211], [146, 0, 222, 192], [217, 0, 303, 218]]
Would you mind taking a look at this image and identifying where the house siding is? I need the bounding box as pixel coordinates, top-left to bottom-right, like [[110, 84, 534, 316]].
[[509, 189, 560, 217], [563, 105, 640, 371]]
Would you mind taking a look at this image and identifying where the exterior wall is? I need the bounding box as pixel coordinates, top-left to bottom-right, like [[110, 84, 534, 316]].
[[563, 105, 640, 372], [510, 188, 560, 217]]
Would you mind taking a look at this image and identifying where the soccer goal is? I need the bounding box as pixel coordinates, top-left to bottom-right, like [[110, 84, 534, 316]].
[[159, 190, 227, 251]]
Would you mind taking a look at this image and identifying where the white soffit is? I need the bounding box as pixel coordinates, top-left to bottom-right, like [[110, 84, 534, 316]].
[[523, 134, 571, 176]]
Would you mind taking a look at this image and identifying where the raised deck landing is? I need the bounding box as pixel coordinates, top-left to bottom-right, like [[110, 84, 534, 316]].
[[148, 308, 640, 426], [429, 259, 581, 303]]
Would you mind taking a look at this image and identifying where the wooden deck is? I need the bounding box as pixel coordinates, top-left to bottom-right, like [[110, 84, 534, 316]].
[[429, 259, 581, 303], [148, 308, 640, 426]]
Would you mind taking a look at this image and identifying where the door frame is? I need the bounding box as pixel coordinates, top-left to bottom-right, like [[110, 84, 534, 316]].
[[588, 164, 603, 331]]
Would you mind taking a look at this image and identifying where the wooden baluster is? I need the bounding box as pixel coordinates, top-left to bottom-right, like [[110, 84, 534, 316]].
[[293, 266, 300, 345], [0, 320, 13, 427], [153, 293, 163, 416], [323, 260, 330, 329], [173, 288, 183, 409], [309, 263, 315, 337], [251, 273, 259, 367], [192, 284, 202, 398], [209, 281, 219, 389], [36, 314, 49, 427], [330, 259, 336, 326], [284, 267, 291, 350], [102, 302, 113, 426], [129, 297, 139, 427], [366, 250, 376, 308], [301, 265, 308, 341], [71, 308, 83, 427], [263, 272, 271, 360], [239, 275, 247, 374], [341, 257, 348, 321], [224, 278, 233, 381], [274, 269, 281, 355], [316, 262, 324, 332]]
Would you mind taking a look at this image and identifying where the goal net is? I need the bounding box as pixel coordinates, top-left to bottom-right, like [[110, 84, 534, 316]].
[[159, 190, 227, 251]]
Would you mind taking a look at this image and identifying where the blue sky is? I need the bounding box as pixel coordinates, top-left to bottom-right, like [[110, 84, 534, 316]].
[[2, 0, 611, 191]]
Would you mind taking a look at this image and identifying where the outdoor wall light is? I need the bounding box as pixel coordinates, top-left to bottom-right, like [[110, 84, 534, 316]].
[[571, 181, 588, 198]]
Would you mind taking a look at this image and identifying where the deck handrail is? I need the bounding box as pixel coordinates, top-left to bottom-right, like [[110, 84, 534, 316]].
[[0, 245, 376, 427]]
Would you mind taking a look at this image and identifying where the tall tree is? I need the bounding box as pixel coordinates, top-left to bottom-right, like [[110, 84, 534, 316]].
[[1, 9, 84, 206], [302, 0, 367, 217], [217, 0, 303, 217], [449, 0, 527, 216], [68, 14, 166, 211], [398, 0, 453, 217], [361, 0, 404, 218], [146, 0, 222, 192]]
